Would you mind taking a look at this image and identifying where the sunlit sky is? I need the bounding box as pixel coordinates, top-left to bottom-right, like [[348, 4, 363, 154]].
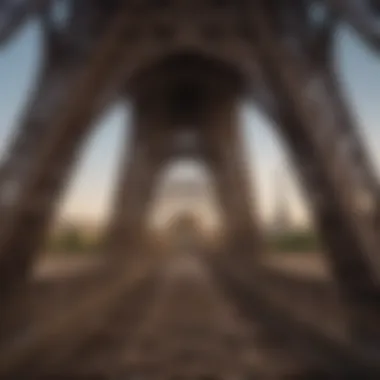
[[0, 21, 379, 228]]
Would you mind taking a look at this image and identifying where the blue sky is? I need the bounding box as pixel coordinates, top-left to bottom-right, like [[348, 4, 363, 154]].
[[0, 21, 379, 227]]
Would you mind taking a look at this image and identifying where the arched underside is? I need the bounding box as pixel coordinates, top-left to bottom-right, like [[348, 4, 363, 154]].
[[127, 51, 247, 96]]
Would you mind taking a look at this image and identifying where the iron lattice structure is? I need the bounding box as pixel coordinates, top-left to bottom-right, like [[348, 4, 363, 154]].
[[0, 1, 380, 378]]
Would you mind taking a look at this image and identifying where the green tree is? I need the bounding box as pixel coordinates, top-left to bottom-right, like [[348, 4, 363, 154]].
[[270, 230, 320, 253]]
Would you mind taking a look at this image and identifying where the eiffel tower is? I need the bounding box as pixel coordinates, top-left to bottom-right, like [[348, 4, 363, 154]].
[[0, 1, 380, 378]]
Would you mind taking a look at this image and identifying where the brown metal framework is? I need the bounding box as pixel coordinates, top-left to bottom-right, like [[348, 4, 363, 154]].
[[0, 0, 379, 378]]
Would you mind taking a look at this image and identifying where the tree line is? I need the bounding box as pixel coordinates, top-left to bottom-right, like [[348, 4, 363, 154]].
[[47, 224, 320, 255]]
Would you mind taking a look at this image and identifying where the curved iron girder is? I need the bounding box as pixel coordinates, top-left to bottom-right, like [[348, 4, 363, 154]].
[[201, 91, 264, 257], [104, 112, 169, 258], [248, 2, 380, 225], [247, 5, 380, 343], [326, 0, 380, 51], [0, 2, 144, 308]]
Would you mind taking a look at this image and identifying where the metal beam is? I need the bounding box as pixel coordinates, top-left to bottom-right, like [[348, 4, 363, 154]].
[[202, 90, 264, 258], [0, 0, 50, 46], [104, 113, 168, 258], [249, 4, 380, 343], [0, 3, 149, 309], [326, 0, 380, 51]]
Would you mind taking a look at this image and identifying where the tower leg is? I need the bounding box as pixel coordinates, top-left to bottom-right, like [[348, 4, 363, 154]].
[[202, 93, 263, 259], [0, 55, 85, 219], [105, 111, 168, 259], [322, 68, 380, 232], [0, 8, 135, 310], [0, 59, 90, 309], [251, 9, 380, 344], [275, 108, 380, 345]]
